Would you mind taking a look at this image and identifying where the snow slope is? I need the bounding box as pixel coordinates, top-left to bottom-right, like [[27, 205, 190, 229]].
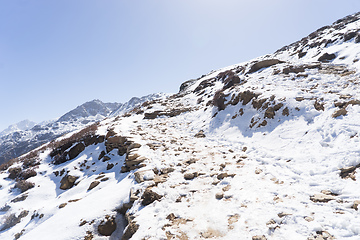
[[0, 94, 166, 166], [1, 12, 360, 240]]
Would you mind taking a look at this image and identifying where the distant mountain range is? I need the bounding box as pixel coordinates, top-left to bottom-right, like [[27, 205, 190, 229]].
[[0, 93, 167, 165]]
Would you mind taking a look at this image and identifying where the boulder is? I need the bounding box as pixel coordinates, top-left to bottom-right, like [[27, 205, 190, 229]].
[[88, 181, 100, 191], [352, 200, 360, 210], [98, 217, 116, 236], [60, 175, 79, 190], [141, 188, 163, 206], [68, 143, 85, 160], [318, 53, 336, 62], [194, 130, 206, 138], [122, 220, 139, 240], [332, 108, 347, 118], [248, 59, 283, 74]]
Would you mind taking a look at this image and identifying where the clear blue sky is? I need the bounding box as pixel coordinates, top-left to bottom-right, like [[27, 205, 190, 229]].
[[1, 0, 360, 131]]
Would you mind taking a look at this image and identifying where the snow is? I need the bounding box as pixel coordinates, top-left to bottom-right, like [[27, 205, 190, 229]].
[[1, 12, 360, 240]]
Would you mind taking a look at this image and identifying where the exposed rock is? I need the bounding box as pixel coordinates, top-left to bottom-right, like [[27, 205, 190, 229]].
[[215, 192, 224, 200], [351, 200, 360, 210], [130, 189, 139, 202], [344, 31, 357, 41], [240, 91, 258, 105], [60, 175, 79, 190], [248, 59, 284, 74], [127, 143, 141, 152], [141, 188, 163, 206], [310, 193, 336, 203], [68, 142, 85, 160], [122, 220, 139, 240], [106, 163, 114, 170], [314, 101, 325, 111], [59, 203, 67, 208], [339, 165, 358, 180], [88, 181, 100, 191], [318, 53, 336, 62], [308, 231, 335, 240], [282, 65, 305, 74], [282, 107, 289, 116], [264, 107, 275, 119], [8, 167, 22, 180], [134, 170, 154, 183], [252, 235, 267, 240], [194, 130, 206, 138], [184, 172, 197, 180], [332, 108, 347, 118], [98, 217, 116, 236], [213, 91, 227, 111], [11, 194, 28, 203]]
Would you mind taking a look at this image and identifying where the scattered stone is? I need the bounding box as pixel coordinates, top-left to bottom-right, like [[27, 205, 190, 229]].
[[102, 156, 111, 162], [304, 216, 314, 222], [217, 173, 235, 180], [184, 172, 197, 180], [11, 194, 28, 203], [134, 170, 155, 183], [264, 107, 275, 119], [98, 217, 116, 236], [59, 203, 67, 209], [339, 165, 358, 180], [278, 212, 292, 218], [266, 219, 276, 225], [252, 235, 267, 240], [282, 107, 289, 116], [215, 193, 224, 200], [128, 143, 141, 152], [255, 168, 263, 174], [106, 163, 114, 170], [141, 188, 163, 206], [88, 181, 100, 191], [332, 108, 347, 118], [310, 193, 336, 203], [130, 189, 139, 202], [60, 175, 79, 190], [295, 97, 305, 102], [122, 220, 139, 240], [314, 101, 325, 111], [194, 130, 206, 138], [318, 52, 336, 62], [98, 151, 106, 160], [308, 230, 335, 240], [351, 200, 360, 210]]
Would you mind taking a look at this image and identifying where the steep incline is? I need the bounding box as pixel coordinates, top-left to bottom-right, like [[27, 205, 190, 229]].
[[0, 12, 360, 240]]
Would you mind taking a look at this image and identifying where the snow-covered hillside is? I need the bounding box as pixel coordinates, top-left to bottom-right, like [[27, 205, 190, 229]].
[[0, 94, 166, 166], [1, 12, 360, 240]]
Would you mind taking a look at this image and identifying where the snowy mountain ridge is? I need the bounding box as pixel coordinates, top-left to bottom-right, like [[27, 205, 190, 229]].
[[0, 12, 360, 240], [0, 93, 166, 166]]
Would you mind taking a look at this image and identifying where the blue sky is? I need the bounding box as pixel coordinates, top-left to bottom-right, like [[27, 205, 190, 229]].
[[1, 0, 360, 131]]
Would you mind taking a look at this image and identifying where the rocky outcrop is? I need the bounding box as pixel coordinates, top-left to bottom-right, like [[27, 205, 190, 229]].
[[247, 59, 284, 74]]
